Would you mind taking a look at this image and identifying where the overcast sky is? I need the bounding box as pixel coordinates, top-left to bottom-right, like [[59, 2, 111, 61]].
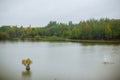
[[0, 0, 120, 27]]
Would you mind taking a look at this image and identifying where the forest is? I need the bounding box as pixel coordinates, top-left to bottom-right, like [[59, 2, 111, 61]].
[[0, 18, 120, 40]]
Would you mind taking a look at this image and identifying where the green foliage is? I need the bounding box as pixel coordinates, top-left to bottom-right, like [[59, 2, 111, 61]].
[[0, 32, 9, 40], [105, 23, 112, 39], [0, 18, 120, 40], [34, 35, 41, 40]]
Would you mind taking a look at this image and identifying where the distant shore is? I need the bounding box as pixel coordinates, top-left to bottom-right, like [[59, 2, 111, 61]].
[[1, 37, 120, 43]]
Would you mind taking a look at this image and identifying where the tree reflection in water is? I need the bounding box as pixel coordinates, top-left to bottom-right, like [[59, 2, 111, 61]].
[[22, 70, 32, 78]]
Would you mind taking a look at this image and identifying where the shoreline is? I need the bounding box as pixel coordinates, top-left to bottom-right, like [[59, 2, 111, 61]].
[[0, 37, 120, 43]]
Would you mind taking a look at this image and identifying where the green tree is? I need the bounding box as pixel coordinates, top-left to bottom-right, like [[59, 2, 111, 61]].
[[0, 32, 9, 40], [26, 27, 33, 38], [0, 18, 120, 40], [71, 27, 80, 39], [105, 23, 112, 39]]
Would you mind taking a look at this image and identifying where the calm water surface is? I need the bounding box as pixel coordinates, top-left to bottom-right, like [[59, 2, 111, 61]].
[[0, 41, 120, 80]]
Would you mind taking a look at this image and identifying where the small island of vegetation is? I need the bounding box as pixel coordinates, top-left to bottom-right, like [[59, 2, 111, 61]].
[[0, 18, 120, 43], [22, 58, 32, 71]]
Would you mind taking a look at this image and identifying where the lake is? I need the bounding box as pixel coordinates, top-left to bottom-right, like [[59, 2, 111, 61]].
[[0, 41, 120, 80]]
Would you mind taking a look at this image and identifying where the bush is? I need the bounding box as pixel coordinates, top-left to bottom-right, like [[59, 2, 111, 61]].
[[34, 35, 41, 40]]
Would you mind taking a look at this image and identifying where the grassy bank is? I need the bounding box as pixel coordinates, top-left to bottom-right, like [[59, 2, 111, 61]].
[[70, 39, 120, 43], [3, 36, 119, 43]]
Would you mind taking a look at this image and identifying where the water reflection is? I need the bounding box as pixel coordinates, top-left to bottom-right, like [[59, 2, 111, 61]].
[[22, 70, 32, 78]]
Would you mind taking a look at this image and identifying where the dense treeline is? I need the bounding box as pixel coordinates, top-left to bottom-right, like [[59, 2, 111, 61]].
[[0, 18, 120, 40]]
